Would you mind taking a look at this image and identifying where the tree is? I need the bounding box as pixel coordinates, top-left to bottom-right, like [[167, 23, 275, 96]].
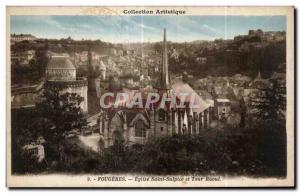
[[250, 79, 285, 121], [36, 85, 87, 160], [11, 43, 49, 84], [153, 42, 162, 53]]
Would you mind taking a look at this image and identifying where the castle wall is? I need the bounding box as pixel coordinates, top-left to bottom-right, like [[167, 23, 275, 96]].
[[11, 92, 37, 109], [11, 83, 43, 109]]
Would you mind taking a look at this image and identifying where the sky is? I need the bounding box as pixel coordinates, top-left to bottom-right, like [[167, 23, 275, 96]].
[[10, 15, 286, 43]]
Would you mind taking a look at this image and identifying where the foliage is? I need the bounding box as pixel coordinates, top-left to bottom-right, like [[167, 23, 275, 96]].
[[51, 138, 101, 173], [12, 117, 286, 176], [250, 79, 286, 121], [168, 40, 285, 78], [52, 118, 286, 177], [36, 85, 87, 142], [35, 85, 87, 162], [11, 108, 47, 174], [11, 44, 49, 84], [11, 86, 88, 173]]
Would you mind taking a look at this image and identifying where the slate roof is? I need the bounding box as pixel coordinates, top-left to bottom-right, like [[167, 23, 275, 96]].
[[47, 55, 75, 70], [171, 81, 211, 113]]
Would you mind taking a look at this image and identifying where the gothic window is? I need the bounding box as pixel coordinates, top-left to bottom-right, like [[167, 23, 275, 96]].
[[135, 120, 146, 137], [158, 109, 166, 121]]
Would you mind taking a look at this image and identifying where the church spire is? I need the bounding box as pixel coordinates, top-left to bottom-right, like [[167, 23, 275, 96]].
[[161, 28, 170, 89]]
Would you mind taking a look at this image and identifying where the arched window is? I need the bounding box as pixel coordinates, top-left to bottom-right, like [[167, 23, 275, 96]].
[[158, 109, 166, 121], [135, 120, 146, 137]]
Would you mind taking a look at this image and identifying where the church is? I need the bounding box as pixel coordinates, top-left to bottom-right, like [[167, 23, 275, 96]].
[[98, 29, 214, 149]]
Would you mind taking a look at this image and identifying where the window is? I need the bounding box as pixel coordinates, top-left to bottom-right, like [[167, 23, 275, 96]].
[[158, 109, 166, 121], [135, 120, 146, 137], [161, 127, 164, 132]]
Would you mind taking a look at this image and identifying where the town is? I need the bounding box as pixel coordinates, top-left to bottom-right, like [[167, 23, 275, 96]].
[[10, 28, 287, 176]]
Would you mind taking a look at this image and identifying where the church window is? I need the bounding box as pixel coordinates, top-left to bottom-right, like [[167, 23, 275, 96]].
[[160, 127, 164, 132], [135, 120, 146, 137]]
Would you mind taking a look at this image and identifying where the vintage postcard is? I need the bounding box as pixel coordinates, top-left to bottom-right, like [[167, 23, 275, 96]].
[[6, 6, 294, 187]]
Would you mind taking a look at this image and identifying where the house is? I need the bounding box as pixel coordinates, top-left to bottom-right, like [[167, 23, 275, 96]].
[[215, 98, 231, 120], [11, 50, 36, 66], [22, 143, 45, 163], [11, 34, 37, 42]]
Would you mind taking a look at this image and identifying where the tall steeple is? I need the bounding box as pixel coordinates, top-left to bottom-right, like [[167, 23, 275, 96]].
[[160, 28, 170, 89]]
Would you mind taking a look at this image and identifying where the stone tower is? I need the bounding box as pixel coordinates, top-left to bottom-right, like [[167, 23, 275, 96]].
[[46, 55, 88, 113], [154, 28, 172, 137]]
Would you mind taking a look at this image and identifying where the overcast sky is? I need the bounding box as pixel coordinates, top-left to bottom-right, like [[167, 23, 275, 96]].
[[10, 15, 286, 43]]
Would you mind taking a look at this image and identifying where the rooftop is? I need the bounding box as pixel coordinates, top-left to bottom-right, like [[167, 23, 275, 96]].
[[47, 55, 75, 70]]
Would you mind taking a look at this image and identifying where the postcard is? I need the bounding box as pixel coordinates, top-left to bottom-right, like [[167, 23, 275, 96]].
[[6, 6, 294, 187]]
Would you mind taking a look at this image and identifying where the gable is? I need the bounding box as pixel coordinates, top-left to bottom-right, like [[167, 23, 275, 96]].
[[129, 113, 150, 128]]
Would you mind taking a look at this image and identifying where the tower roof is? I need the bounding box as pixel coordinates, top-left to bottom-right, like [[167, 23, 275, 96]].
[[47, 55, 75, 70]]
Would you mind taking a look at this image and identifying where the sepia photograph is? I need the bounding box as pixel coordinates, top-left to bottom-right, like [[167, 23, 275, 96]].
[[6, 6, 294, 187]]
